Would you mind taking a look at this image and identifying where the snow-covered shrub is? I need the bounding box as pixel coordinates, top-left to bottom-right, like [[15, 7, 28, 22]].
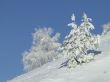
[[23, 27, 61, 72], [102, 22, 110, 35], [62, 13, 100, 68]]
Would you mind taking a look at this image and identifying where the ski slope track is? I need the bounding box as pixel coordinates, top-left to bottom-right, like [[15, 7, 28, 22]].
[[8, 32, 110, 82]]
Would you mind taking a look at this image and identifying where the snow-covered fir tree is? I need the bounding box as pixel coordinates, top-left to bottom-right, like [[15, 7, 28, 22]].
[[62, 13, 100, 68]]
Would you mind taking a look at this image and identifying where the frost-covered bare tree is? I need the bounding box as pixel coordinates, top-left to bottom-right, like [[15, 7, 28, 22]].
[[23, 27, 61, 72]]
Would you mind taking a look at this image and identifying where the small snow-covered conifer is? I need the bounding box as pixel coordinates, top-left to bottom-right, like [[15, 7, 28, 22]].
[[62, 13, 100, 68]]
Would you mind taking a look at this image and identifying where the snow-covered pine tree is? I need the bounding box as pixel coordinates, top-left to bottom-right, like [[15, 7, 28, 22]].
[[62, 13, 100, 68], [80, 13, 100, 53], [62, 14, 80, 67]]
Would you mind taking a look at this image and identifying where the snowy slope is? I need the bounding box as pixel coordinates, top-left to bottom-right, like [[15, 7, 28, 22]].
[[8, 32, 110, 82]]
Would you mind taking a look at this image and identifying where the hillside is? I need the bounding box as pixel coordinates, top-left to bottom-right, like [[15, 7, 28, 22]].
[[8, 32, 110, 82]]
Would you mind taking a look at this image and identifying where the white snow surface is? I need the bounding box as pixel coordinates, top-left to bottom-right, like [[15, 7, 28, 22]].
[[8, 32, 110, 82]]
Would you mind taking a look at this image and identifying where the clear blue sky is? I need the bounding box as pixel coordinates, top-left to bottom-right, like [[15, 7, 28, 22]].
[[0, 0, 110, 82]]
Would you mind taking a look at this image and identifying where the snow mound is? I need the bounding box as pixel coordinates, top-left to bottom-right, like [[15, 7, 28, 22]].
[[8, 32, 110, 82]]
